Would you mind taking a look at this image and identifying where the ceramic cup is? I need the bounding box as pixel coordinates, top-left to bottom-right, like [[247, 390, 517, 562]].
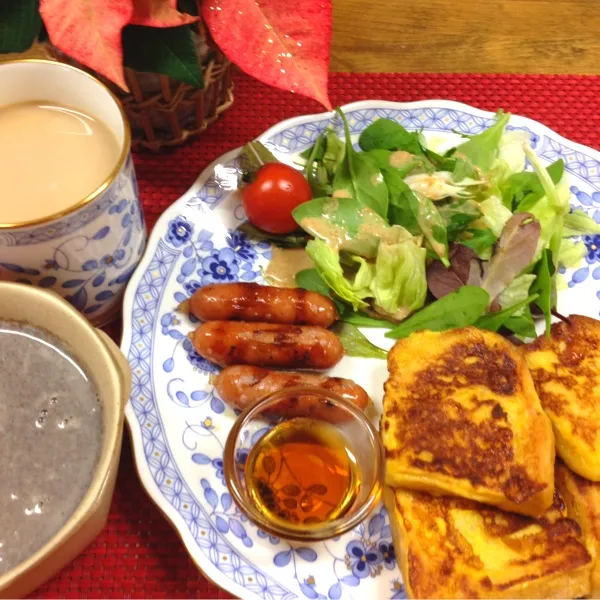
[[0, 60, 146, 326]]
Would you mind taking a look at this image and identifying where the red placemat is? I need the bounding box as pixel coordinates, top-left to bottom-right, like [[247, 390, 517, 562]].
[[31, 71, 600, 599]]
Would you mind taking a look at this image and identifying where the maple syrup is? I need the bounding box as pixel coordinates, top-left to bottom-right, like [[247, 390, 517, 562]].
[[244, 418, 360, 527]]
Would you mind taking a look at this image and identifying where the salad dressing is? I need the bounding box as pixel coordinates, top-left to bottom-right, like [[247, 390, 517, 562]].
[[265, 248, 314, 288]]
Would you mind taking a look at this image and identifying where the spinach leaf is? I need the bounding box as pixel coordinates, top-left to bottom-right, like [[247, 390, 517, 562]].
[[240, 141, 279, 176], [341, 311, 395, 328], [452, 156, 478, 182], [322, 129, 345, 177], [294, 196, 398, 259], [474, 294, 539, 332], [531, 249, 556, 336], [331, 322, 388, 359], [295, 268, 334, 298], [412, 192, 450, 267], [303, 129, 345, 197], [358, 118, 424, 155], [385, 286, 490, 339], [450, 110, 510, 171], [384, 170, 420, 234], [504, 312, 538, 339], [334, 109, 389, 218], [425, 148, 458, 172], [501, 159, 564, 212], [438, 199, 481, 241], [459, 228, 497, 256], [385, 175, 449, 265], [238, 223, 310, 249], [303, 131, 330, 196]]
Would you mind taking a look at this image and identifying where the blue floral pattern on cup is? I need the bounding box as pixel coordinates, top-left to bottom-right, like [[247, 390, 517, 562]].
[[0, 155, 146, 322], [123, 102, 600, 599]]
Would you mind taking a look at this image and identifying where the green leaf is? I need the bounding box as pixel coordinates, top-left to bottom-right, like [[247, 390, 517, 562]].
[[341, 311, 395, 329], [438, 199, 481, 241], [385, 286, 490, 339], [303, 129, 343, 197], [322, 129, 345, 177], [240, 141, 279, 176], [531, 249, 556, 337], [385, 171, 420, 234], [358, 118, 424, 155], [331, 322, 387, 360], [370, 241, 428, 318], [334, 109, 389, 218], [475, 294, 539, 332], [523, 147, 568, 276], [502, 159, 565, 212], [294, 196, 411, 259], [123, 25, 203, 88], [460, 228, 497, 257], [563, 209, 600, 237], [305, 239, 368, 310], [504, 313, 538, 339], [0, 0, 41, 53], [238, 223, 309, 249], [452, 110, 511, 171], [411, 193, 450, 267], [296, 267, 332, 297]]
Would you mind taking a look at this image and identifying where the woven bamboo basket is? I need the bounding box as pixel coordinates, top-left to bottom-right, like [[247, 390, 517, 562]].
[[46, 21, 234, 152]]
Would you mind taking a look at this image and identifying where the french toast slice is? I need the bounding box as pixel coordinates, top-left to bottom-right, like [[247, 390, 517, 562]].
[[523, 315, 600, 481], [384, 486, 592, 599], [381, 327, 555, 516], [556, 461, 600, 598]]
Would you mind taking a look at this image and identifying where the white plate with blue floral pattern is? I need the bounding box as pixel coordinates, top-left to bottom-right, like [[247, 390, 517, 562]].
[[121, 100, 600, 600]]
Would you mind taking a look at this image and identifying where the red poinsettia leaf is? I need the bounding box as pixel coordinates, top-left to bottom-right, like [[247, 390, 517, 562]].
[[203, 0, 332, 110], [131, 0, 198, 28], [40, 0, 132, 90]]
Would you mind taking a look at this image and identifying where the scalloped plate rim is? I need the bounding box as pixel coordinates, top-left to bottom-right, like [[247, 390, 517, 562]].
[[121, 98, 600, 599]]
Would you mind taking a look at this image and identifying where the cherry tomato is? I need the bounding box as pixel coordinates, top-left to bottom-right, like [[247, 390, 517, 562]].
[[242, 163, 312, 234]]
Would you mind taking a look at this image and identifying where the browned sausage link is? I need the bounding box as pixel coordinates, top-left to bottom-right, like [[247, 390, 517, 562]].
[[214, 366, 370, 416], [189, 282, 339, 327], [190, 321, 344, 369]]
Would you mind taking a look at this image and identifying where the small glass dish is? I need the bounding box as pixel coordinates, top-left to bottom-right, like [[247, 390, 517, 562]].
[[223, 386, 384, 542]]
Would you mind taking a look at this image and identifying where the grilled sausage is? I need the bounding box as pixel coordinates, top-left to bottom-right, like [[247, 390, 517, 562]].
[[214, 366, 370, 416], [189, 282, 338, 327], [190, 321, 344, 369]]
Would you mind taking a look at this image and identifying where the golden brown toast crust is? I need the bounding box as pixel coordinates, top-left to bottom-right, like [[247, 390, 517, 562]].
[[555, 461, 600, 598], [524, 315, 600, 481], [382, 327, 555, 517], [384, 486, 592, 599]]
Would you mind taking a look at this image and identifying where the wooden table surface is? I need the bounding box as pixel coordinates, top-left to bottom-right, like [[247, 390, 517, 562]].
[[331, 0, 598, 73]]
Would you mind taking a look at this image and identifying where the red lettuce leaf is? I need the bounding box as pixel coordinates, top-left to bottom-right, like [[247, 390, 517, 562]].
[[202, 0, 332, 109], [427, 244, 482, 299], [481, 212, 541, 302], [40, 0, 133, 90]]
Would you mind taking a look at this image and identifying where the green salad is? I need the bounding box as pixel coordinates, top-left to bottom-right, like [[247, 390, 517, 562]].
[[242, 109, 600, 341]]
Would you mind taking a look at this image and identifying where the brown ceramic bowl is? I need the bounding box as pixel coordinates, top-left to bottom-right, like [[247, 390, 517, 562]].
[[0, 282, 131, 598]]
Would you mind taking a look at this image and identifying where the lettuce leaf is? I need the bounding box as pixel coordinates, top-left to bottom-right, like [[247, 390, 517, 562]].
[[563, 209, 600, 237], [371, 241, 427, 318], [305, 239, 368, 310], [452, 110, 511, 171], [476, 195, 513, 237], [559, 238, 587, 269], [498, 273, 536, 314]]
